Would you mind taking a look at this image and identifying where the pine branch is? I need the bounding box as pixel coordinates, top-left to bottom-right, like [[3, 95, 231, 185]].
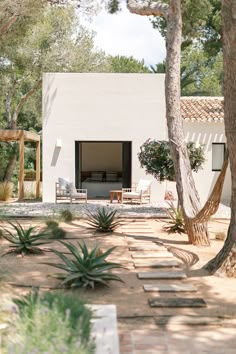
[[0, 14, 18, 36], [127, 0, 168, 18], [11, 79, 42, 128]]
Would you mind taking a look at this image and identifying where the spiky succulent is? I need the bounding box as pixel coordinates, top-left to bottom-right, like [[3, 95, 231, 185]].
[[1, 221, 51, 256], [163, 202, 185, 234], [86, 207, 120, 232], [44, 241, 124, 289]]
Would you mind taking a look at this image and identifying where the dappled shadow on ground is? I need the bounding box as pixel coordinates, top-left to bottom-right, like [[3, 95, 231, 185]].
[[1, 217, 236, 346], [166, 245, 199, 267]]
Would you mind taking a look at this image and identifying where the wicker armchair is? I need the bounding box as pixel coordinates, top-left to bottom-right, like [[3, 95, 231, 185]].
[[122, 179, 151, 204]]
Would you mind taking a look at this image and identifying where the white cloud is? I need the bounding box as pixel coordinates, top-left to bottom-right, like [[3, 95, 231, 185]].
[[80, 3, 166, 66]]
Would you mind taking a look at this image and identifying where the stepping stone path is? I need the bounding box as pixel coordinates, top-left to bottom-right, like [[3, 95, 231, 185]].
[[134, 260, 181, 268], [138, 270, 187, 279], [131, 251, 174, 258], [124, 219, 208, 315], [120, 220, 156, 237], [143, 284, 197, 292], [155, 315, 223, 326], [149, 298, 207, 308]]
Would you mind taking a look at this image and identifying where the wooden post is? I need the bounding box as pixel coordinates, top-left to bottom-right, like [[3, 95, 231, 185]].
[[19, 132, 24, 199], [36, 140, 40, 198]]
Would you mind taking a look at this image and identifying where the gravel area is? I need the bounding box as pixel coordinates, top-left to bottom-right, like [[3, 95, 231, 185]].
[[0, 200, 231, 219]]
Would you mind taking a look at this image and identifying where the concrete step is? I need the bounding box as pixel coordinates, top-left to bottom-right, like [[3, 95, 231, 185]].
[[138, 271, 186, 279], [134, 260, 181, 268], [155, 315, 224, 326], [149, 298, 207, 308], [129, 246, 166, 252], [143, 284, 197, 292], [132, 252, 174, 259]]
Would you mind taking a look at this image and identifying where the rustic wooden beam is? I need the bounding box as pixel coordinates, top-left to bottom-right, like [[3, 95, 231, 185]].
[[0, 129, 40, 142], [18, 132, 24, 200], [35, 141, 40, 198]]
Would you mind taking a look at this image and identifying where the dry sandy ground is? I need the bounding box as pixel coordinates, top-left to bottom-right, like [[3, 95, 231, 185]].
[[0, 218, 235, 320]]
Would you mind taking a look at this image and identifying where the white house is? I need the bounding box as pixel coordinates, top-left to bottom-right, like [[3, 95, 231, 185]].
[[42, 73, 229, 203]]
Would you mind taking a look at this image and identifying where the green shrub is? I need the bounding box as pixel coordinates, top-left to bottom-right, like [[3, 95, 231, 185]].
[[1, 221, 51, 256], [45, 241, 124, 289], [163, 202, 185, 234], [5, 291, 94, 354], [50, 226, 66, 239], [60, 209, 74, 222], [45, 220, 59, 229], [0, 181, 13, 201], [87, 207, 119, 232], [138, 140, 205, 181]]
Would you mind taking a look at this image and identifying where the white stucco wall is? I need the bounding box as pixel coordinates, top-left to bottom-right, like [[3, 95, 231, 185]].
[[166, 121, 230, 204], [43, 73, 166, 202]]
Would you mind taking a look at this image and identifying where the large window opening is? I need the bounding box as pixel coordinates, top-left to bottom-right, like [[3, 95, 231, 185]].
[[75, 141, 131, 198], [212, 143, 225, 171]]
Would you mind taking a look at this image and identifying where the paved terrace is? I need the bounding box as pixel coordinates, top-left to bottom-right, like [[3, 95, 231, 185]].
[[0, 200, 230, 219]]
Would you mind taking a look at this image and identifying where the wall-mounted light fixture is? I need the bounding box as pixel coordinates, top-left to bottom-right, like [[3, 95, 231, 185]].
[[56, 138, 62, 148]]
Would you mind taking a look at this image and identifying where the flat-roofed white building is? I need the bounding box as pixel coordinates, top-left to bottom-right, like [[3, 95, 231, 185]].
[[42, 73, 229, 204]]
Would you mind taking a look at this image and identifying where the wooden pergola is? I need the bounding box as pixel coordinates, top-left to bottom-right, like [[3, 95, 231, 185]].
[[0, 129, 40, 199]]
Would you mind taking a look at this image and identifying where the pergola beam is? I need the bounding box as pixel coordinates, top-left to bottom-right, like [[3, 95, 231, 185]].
[[18, 132, 24, 200], [0, 129, 41, 199]]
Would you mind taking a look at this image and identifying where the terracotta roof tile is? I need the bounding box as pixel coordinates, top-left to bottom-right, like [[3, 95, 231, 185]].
[[181, 97, 224, 122]]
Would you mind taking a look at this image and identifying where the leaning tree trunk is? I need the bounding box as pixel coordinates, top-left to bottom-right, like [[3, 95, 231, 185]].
[[165, 0, 210, 246], [204, 0, 236, 274], [127, 0, 210, 246]]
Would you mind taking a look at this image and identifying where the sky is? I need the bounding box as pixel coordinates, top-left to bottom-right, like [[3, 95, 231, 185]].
[[81, 3, 166, 67]]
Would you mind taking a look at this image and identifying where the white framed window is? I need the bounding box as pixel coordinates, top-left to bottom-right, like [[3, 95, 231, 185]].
[[212, 143, 225, 171]]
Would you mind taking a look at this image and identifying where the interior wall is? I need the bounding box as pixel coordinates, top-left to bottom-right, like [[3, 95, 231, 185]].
[[81, 142, 122, 171]]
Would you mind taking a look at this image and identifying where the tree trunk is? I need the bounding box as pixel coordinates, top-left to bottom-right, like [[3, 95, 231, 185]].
[[165, 0, 210, 246], [3, 79, 42, 183], [204, 0, 236, 274], [4, 149, 17, 182]]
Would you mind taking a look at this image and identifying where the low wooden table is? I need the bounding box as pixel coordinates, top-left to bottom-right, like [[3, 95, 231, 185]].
[[110, 190, 123, 203]]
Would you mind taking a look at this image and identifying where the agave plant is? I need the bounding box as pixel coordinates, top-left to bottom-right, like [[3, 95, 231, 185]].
[[163, 201, 185, 234], [44, 241, 124, 288], [1, 221, 51, 256], [86, 207, 120, 232]]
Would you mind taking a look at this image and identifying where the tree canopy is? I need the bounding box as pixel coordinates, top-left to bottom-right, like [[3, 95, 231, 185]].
[[138, 139, 205, 182], [109, 55, 150, 73]]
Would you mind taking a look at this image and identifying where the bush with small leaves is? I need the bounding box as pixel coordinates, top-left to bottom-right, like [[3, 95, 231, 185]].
[[1, 221, 51, 256], [44, 241, 124, 289], [86, 207, 119, 232], [50, 227, 66, 239], [60, 209, 74, 222], [45, 220, 59, 229], [6, 291, 94, 354]]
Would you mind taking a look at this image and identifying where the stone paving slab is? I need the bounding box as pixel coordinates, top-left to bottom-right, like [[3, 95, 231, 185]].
[[132, 251, 174, 258], [119, 326, 236, 354], [149, 298, 207, 308], [134, 260, 181, 268], [154, 315, 225, 326], [129, 245, 166, 251], [143, 284, 197, 292], [138, 271, 186, 279]]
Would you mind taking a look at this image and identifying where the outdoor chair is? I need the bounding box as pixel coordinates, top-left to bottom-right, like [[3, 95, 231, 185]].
[[56, 178, 87, 203], [122, 179, 151, 204]]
